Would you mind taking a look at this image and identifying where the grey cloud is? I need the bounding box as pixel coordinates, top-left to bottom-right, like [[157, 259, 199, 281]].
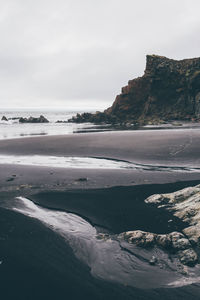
[[0, 0, 200, 109]]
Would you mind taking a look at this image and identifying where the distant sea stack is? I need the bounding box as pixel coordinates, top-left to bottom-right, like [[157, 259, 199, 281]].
[[19, 115, 49, 123], [70, 55, 200, 125]]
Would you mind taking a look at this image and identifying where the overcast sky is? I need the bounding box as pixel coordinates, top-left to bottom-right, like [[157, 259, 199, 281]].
[[0, 0, 200, 110]]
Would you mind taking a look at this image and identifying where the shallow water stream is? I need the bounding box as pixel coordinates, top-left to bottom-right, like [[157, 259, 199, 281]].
[[8, 196, 200, 289]]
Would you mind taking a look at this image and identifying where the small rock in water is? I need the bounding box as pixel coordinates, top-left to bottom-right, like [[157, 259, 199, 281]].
[[6, 177, 15, 182], [19, 184, 32, 189], [96, 233, 110, 240], [149, 256, 157, 265], [8, 117, 20, 120], [56, 120, 68, 123], [6, 174, 17, 182], [76, 177, 88, 182], [19, 115, 49, 123], [1, 116, 8, 121]]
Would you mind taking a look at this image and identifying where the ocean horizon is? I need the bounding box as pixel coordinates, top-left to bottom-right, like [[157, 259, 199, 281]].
[[0, 109, 97, 139]]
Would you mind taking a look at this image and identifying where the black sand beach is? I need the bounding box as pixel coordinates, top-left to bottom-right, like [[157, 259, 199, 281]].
[[1, 129, 200, 299], [0, 129, 199, 166]]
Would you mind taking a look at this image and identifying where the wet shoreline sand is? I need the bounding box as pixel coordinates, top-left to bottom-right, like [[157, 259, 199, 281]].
[[1, 129, 200, 299], [0, 129, 199, 166]]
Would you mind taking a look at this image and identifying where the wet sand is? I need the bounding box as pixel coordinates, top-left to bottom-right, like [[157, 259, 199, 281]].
[[2, 207, 200, 300], [1, 129, 200, 299], [0, 129, 199, 166], [29, 181, 199, 234]]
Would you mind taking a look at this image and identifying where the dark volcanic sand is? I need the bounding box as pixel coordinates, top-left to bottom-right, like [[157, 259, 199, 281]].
[[1, 207, 200, 300], [0, 129, 199, 166], [1, 130, 200, 299], [30, 181, 200, 234]]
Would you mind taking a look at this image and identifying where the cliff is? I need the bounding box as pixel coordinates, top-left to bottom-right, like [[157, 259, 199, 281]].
[[69, 55, 200, 124]]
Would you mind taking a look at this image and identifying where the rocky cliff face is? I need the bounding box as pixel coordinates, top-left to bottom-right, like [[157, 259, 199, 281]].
[[70, 55, 200, 124], [106, 55, 200, 123]]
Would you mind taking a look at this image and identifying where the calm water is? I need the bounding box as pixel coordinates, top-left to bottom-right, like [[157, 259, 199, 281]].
[[0, 110, 98, 140], [1, 110, 200, 140], [11, 196, 196, 289]]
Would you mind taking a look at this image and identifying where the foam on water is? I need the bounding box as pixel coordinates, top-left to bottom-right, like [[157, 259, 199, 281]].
[[0, 154, 133, 169], [0, 110, 97, 140], [0, 154, 200, 172], [168, 276, 200, 287]]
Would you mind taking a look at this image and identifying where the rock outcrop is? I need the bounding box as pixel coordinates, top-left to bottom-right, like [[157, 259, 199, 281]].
[[19, 115, 49, 123], [70, 55, 200, 125], [97, 184, 200, 268], [118, 230, 198, 267], [132, 184, 200, 266], [1, 116, 8, 121], [145, 185, 200, 245]]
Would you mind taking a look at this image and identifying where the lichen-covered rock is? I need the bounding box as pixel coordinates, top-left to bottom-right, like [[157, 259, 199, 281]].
[[145, 186, 200, 205], [178, 249, 198, 267], [169, 232, 191, 250], [113, 184, 200, 268], [140, 184, 200, 266], [145, 185, 200, 247], [144, 194, 164, 204], [156, 234, 171, 248], [183, 225, 200, 245], [123, 230, 155, 247], [119, 225, 199, 267]]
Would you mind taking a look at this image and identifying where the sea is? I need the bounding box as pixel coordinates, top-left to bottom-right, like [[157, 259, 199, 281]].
[[0, 110, 101, 140], [1, 109, 200, 141]]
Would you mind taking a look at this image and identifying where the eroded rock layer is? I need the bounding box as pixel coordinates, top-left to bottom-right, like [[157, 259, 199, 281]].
[[70, 55, 200, 125], [121, 184, 200, 267], [145, 185, 200, 246], [97, 185, 200, 268]]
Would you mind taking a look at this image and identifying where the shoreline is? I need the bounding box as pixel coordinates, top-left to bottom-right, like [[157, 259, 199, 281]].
[[1, 129, 200, 299], [0, 129, 200, 166], [29, 180, 200, 234], [1, 128, 200, 233]]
